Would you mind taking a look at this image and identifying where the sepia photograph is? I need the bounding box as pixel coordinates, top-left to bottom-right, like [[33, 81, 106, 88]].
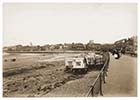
[[2, 3, 137, 97]]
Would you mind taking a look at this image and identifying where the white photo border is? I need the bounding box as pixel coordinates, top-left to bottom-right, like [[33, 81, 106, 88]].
[[0, 0, 139, 100]]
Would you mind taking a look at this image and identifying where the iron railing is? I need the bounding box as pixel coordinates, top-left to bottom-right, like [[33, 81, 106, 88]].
[[86, 52, 110, 97]]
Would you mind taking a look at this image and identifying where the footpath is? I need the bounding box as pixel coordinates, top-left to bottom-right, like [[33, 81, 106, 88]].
[[103, 55, 137, 97]]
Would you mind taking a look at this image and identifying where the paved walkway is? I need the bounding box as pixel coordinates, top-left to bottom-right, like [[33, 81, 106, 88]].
[[103, 55, 137, 97]]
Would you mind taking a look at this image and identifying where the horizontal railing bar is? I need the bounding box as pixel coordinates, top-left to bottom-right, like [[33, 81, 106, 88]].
[[86, 52, 109, 97]]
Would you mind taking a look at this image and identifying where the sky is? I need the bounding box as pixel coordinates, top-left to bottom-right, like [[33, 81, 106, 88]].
[[3, 3, 137, 46]]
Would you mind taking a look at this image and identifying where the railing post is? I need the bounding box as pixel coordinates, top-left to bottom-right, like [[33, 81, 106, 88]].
[[99, 73, 103, 96], [103, 71, 106, 83], [91, 86, 94, 97]]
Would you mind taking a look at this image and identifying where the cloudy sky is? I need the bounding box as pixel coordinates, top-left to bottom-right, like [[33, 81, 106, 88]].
[[3, 3, 137, 46]]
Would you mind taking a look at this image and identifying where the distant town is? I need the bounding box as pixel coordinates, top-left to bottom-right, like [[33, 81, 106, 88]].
[[3, 36, 137, 55]]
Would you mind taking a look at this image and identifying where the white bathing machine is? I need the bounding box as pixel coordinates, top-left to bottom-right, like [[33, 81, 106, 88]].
[[65, 57, 88, 73]]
